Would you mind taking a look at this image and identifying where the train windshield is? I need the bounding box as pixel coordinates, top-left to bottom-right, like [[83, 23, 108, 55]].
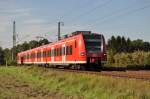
[[83, 34, 102, 53]]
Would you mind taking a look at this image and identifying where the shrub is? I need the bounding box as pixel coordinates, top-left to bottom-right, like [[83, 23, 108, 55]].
[[107, 51, 150, 68]]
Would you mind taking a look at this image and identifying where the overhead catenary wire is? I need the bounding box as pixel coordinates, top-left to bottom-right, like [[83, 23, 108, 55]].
[[66, 0, 112, 23], [46, 0, 96, 26], [80, 3, 150, 30], [82, 0, 139, 25]]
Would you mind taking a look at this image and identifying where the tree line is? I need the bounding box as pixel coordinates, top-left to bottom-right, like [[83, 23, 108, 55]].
[[107, 36, 150, 53]]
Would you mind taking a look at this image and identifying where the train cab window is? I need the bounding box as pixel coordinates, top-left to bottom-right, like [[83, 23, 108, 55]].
[[83, 34, 102, 53]]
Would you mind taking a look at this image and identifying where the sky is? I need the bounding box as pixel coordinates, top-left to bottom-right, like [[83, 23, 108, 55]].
[[0, 0, 150, 48]]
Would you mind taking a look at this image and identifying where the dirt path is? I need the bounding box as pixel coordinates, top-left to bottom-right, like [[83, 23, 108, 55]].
[[0, 74, 73, 99]]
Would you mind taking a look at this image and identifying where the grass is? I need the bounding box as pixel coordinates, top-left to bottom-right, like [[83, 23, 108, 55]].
[[0, 66, 150, 99]]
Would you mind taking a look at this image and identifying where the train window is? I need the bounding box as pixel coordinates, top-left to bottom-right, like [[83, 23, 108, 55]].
[[50, 50, 51, 56], [44, 51, 46, 57], [57, 48, 59, 56], [55, 49, 56, 56], [32, 53, 34, 58], [50, 50, 52, 57], [29, 54, 30, 59], [43, 51, 46, 57], [56, 48, 57, 56], [54, 49, 55, 56], [68, 46, 70, 55], [70, 45, 72, 55], [27, 54, 28, 59], [54, 49, 56, 56], [63, 47, 65, 55], [37, 52, 41, 58], [25, 54, 27, 59], [31, 54, 32, 58], [75, 41, 77, 48], [58, 48, 60, 56], [52, 49, 54, 56], [43, 52, 44, 57], [48, 50, 51, 57], [66, 46, 68, 55], [59, 48, 61, 56], [51, 50, 53, 56], [40, 52, 41, 58], [59, 48, 62, 56], [34, 53, 35, 58], [37, 52, 39, 58]]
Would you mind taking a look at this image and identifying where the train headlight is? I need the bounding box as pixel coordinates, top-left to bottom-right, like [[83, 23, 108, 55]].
[[80, 52, 86, 56]]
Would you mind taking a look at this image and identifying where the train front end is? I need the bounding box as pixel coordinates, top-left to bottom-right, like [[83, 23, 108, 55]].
[[83, 32, 107, 66]]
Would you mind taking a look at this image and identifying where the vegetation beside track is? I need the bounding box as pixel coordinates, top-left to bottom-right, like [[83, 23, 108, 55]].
[[0, 66, 150, 99], [106, 51, 150, 68]]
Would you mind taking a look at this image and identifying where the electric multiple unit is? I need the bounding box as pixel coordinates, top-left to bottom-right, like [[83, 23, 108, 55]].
[[17, 31, 107, 69]]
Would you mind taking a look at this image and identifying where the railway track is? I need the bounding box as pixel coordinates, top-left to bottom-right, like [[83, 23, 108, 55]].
[[50, 68, 150, 81]]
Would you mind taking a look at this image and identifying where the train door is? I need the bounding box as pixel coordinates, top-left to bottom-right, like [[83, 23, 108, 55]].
[[62, 44, 66, 63], [51, 47, 54, 63]]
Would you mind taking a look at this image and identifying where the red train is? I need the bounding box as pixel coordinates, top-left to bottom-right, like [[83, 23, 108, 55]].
[[17, 31, 107, 70]]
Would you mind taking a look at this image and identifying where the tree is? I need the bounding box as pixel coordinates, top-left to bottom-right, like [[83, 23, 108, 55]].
[[29, 40, 39, 49], [3, 48, 12, 66], [0, 47, 4, 65], [21, 41, 30, 51], [38, 39, 49, 46], [121, 36, 127, 52]]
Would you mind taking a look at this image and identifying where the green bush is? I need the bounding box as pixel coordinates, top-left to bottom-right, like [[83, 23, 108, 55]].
[[107, 51, 150, 67]]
